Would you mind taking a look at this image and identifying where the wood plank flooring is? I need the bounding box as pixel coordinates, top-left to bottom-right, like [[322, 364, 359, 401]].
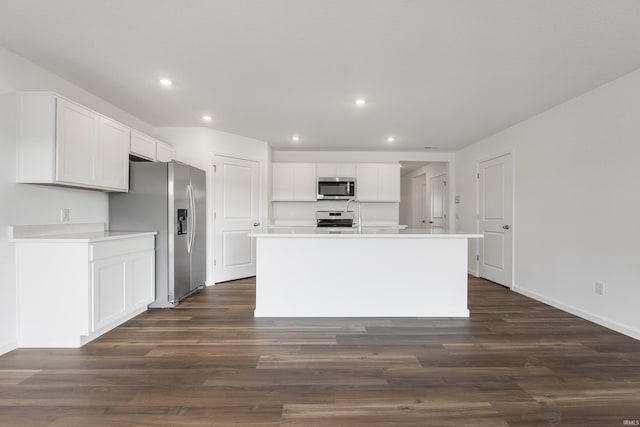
[[1, 276, 640, 426]]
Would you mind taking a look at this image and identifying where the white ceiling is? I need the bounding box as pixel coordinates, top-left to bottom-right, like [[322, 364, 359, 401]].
[[2, 0, 640, 152]]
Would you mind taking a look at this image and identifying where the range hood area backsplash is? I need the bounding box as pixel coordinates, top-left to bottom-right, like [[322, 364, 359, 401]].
[[271, 201, 399, 227]]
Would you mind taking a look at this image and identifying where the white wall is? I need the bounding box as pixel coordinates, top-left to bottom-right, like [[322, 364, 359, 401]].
[[456, 68, 640, 340], [0, 46, 158, 355], [156, 127, 271, 285]]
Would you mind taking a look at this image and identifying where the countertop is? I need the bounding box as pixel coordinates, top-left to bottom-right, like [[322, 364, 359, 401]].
[[10, 231, 157, 243], [250, 227, 482, 239], [9, 223, 157, 243]]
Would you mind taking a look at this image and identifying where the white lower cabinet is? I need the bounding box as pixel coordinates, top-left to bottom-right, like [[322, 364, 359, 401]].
[[16, 234, 155, 348], [91, 249, 154, 333], [92, 257, 127, 333]]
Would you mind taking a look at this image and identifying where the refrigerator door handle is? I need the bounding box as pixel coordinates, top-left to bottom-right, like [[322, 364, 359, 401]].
[[190, 184, 197, 253], [187, 184, 194, 253]]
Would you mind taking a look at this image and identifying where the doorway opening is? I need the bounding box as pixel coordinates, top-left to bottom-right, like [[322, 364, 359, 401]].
[[399, 161, 449, 229]]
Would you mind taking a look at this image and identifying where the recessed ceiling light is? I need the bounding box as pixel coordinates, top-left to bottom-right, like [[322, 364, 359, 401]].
[[355, 98, 366, 106], [202, 115, 213, 122], [387, 136, 396, 143], [158, 78, 173, 87], [292, 135, 301, 142]]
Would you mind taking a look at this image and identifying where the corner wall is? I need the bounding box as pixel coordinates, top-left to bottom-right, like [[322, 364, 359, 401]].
[[455, 68, 640, 340]]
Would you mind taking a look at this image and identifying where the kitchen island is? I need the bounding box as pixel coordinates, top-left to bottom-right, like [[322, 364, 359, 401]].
[[249, 227, 482, 317]]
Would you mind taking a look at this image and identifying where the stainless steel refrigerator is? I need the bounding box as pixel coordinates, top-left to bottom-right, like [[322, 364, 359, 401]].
[[109, 161, 206, 308]]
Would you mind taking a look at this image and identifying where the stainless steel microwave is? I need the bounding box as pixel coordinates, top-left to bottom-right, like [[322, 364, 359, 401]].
[[317, 177, 356, 200]]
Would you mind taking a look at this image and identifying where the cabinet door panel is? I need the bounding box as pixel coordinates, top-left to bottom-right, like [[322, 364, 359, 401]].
[[293, 165, 317, 201], [92, 258, 127, 332], [100, 117, 130, 190], [336, 165, 356, 177], [272, 164, 295, 201], [356, 165, 379, 201], [131, 251, 155, 309], [316, 164, 356, 179], [56, 98, 99, 185], [316, 165, 337, 178], [156, 141, 176, 162], [130, 131, 156, 160], [376, 164, 401, 202]]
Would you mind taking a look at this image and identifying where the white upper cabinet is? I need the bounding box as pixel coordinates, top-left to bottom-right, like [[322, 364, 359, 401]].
[[294, 164, 317, 201], [356, 163, 401, 202], [16, 93, 130, 192], [316, 163, 356, 178], [99, 117, 130, 190], [272, 163, 316, 201], [155, 140, 176, 162], [130, 130, 156, 160], [55, 97, 100, 186], [376, 164, 401, 201], [355, 165, 379, 201], [130, 130, 176, 162]]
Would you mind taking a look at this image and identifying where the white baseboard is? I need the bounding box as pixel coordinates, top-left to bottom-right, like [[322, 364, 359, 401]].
[[513, 286, 640, 341], [0, 339, 18, 356]]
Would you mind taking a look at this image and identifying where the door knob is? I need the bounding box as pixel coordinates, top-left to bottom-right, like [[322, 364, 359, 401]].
[[253, 222, 261, 227], [502, 225, 510, 230]]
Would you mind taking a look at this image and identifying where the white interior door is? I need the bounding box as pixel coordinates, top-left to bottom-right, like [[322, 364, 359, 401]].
[[214, 155, 260, 283], [429, 174, 447, 229], [420, 182, 428, 228], [479, 153, 513, 287]]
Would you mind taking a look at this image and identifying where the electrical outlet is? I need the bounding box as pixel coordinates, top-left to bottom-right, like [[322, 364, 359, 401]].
[[60, 208, 70, 222], [595, 282, 605, 296]]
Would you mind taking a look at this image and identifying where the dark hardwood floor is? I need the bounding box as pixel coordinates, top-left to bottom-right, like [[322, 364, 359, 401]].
[[1, 276, 639, 426]]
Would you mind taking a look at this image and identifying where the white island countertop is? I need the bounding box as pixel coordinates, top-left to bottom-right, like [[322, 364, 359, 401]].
[[251, 227, 482, 239]]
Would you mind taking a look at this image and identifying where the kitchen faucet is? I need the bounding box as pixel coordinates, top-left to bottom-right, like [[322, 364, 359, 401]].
[[345, 199, 362, 232]]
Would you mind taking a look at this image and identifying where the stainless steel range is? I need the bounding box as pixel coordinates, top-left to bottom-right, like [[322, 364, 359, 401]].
[[316, 210, 354, 228]]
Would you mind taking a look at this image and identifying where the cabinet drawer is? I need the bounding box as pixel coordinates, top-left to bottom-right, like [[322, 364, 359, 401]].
[[90, 236, 155, 261]]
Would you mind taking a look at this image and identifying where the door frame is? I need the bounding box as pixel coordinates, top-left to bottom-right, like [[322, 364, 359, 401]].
[[210, 152, 264, 285], [475, 149, 515, 288]]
